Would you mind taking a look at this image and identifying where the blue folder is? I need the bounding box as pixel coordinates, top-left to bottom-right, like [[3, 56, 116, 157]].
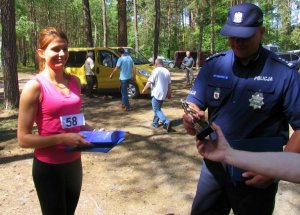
[[227, 137, 284, 181], [65, 130, 126, 153]]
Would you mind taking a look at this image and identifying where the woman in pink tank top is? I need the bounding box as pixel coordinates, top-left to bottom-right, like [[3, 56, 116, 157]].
[[17, 27, 96, 215]]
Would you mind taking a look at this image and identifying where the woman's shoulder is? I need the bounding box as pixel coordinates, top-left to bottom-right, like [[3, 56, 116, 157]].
[[23, 77, 40, 93], [20, 77, 41, 102]]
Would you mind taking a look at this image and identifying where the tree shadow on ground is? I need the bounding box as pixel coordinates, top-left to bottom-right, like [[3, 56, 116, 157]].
[[0, 113, 18, 142], [0, 152, 33, 165], [0, 129, 17, 142]]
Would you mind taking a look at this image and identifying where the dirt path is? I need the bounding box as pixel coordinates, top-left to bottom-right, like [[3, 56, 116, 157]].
[[0, 71, 300, 215]]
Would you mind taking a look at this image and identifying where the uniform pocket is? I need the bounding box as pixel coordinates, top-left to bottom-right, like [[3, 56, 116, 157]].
[[206, 77, 233, 108]]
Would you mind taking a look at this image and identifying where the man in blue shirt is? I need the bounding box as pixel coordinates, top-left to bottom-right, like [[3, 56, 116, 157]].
[[183, 3, 300, 215], [110, 48, 135, 111]]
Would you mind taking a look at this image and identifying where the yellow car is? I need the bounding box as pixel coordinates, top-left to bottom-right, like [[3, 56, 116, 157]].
[[65, 47, 153, 98]]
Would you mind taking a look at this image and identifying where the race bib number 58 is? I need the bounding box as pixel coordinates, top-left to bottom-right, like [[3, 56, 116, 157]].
[[60, 113, 85, 129]]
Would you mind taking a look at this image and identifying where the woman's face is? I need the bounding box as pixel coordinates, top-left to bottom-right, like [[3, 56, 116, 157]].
[[38, 37, 69, 71]]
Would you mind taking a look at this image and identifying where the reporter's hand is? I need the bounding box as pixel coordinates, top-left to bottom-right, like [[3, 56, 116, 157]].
[[196, 123, 229, 163], [243, 172, 275, 188]]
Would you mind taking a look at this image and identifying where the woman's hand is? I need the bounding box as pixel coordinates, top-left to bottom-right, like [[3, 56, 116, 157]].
[[60, 133, 91, 147]]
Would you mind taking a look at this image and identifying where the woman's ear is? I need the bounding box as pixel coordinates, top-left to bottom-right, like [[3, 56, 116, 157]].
[[36, 49, 45, 59]]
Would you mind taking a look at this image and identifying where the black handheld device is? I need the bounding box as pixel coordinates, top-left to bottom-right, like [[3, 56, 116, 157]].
[[196, 125, 214, 140]]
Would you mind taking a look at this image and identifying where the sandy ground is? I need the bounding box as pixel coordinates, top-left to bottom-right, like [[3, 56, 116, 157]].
[[0, 71, 300, 215]]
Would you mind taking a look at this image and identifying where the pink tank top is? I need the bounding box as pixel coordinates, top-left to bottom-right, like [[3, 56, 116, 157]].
[[34, 74, 81, 164]]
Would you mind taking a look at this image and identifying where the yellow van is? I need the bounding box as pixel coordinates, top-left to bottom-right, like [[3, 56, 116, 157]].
[[65, 47, 153, 98]]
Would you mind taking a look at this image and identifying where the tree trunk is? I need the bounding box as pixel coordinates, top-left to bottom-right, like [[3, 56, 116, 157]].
[[102, 0, 108, 47], [29, 0, 38, 69], [167, 0, 171, 59], [181, 4, 185, 49], [133, 0, 139, 51], [82, 0, 93, 47], [153, 0, 161, 62], [197, 0, 205, 69], [210, 0, 215, 54], [118, 0, 127, 46], [1, 0, 19, 109]]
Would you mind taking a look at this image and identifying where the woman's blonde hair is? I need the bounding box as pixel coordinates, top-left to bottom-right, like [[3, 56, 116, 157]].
[[36, 27, 68, 71]]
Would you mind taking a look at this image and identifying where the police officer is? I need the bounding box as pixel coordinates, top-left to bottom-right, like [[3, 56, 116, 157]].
[[182, 3, 300, 215]]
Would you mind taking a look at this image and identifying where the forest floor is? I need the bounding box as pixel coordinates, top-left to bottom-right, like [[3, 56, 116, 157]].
[[0, 70, 300, 215]]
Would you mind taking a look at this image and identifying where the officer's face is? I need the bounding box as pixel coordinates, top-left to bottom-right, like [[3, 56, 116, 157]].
[[228, 27, 265, 61]]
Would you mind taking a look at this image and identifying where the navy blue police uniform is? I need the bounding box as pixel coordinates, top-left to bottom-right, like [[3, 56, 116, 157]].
[[186, 46, 300, 215]]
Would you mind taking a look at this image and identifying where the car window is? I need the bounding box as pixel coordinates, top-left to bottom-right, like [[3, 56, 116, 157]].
[[291, 54, 299, 61], [65, 51, 87, 68], [99, 50, 118, 68], [279, 54, 290, 61]]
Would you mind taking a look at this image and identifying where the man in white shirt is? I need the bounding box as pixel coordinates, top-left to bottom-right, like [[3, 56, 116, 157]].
[[84, 51, 96, 98], [142, 58, 172, 132]]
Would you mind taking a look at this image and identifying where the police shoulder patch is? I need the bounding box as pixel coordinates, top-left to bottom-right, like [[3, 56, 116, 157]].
[[272, 54, 295, 68], [205, 52, 227, 62]]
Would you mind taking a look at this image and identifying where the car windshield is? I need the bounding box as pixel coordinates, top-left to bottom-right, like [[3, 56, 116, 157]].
[[112, 48, 150, 65]]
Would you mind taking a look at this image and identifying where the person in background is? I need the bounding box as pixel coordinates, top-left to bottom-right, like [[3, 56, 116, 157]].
[[197, 123, 300, 184], [17, 27, 98, 215], [182, 51, 194, 85], [182, 3, 300, 215], [84, 51, 96, 98], [109, 48, 135, 111], [142, 58, 172, 132]]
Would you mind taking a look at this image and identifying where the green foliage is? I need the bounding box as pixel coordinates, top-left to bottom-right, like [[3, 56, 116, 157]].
[[291, 27, 300, 49], [16, 16, 35, 39], [12, 0, 300, 65]]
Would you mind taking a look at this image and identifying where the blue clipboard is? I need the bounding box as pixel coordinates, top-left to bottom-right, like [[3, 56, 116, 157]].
[[65, 130, 126, 153], [227, 137, 284, 181]]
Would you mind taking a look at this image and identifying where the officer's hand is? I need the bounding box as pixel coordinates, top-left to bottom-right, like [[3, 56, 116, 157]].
[[182, 114, 197, 135], [182, 103, 205, 136], [243, 172, 275, 188]]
